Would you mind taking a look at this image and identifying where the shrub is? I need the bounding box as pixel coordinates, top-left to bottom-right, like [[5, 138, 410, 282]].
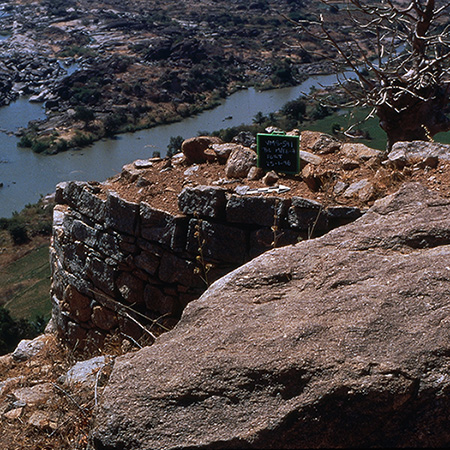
[[71, 85, 102, 105], [0, 217, 9, 230], [270, 58, 297, 85], [55, 139, 68, 152], [310, 104, 331, 121], [68, 131, 94, 148], [31, 139, 50, 154], [74, 105, 95, 127], [0, 306, 43, 355], [32, 219, 53, 236], [167, 135, 184, 157], [18, 134, 33, 148], [281, 98, 307, 121], [253, 111, 268, 125], [8, 219, 29, 245], [103, 113, 127, 136]]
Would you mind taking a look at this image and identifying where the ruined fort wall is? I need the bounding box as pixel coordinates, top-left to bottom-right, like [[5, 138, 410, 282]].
[[49, 176, 363, 350]]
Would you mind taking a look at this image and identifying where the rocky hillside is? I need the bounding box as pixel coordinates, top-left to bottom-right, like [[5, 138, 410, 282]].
[[0, 0, 341, 153], [100, 131, 450, 214]]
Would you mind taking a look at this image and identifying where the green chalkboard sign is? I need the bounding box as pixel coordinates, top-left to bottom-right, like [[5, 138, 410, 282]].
[[257, 133, 300, 174]]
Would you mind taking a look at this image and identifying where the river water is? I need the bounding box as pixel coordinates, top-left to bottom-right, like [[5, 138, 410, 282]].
[[0, 71, 354, 218]]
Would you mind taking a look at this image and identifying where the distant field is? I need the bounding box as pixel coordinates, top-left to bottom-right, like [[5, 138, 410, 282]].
[[306, 108, 450, 150], [0, 244, 51, 321]]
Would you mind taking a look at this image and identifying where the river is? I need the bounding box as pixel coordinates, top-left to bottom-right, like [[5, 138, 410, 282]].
[[0, 71, 355, 218]]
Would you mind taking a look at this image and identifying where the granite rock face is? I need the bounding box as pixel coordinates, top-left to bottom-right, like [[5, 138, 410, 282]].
[[92, 183, 450, 449]]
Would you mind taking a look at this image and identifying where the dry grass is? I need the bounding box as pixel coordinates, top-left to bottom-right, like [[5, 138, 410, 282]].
[[0, 333, 135, 450]]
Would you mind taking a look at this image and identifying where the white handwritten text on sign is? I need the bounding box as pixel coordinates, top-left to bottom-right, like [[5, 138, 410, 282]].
[[256, 133, 300, 174]]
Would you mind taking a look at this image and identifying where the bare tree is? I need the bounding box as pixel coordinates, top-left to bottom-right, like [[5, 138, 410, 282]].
[[291, 0, 450, 149]]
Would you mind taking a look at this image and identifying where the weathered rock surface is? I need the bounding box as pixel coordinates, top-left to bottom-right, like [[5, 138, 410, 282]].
[[182, 136, 223, 164], [224, 144, 258, 179], [11, 335, 49, 362], [63, 355, 113, 388], [341, 142, 383, 162], [388, 140, 450, 168], [92, 182, 450, 449], [300, 130, 341, 154]]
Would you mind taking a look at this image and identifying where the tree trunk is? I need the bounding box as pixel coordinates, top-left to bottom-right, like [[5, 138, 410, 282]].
[[377, 85, 450, 150]]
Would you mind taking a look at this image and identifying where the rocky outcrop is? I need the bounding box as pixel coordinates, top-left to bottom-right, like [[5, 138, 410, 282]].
[[0, 333, 113, 442], [387, 140, 450, 168], [300, 129, 341, 154], [182, 136, 224, 164], [92, 183, 450, 449]]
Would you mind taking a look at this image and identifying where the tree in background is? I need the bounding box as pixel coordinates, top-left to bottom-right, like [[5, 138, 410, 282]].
[[0, 307, 44, 355], [291, 0, 450, 149], [280, 97, 307, 122], [0, 215, 29, 245], [167, 135, 184, 158], [74, 105, 95, 129]]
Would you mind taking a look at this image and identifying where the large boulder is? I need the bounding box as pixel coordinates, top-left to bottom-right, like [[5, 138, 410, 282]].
[[341, 142, 383, 162], [224, 145, 257, 179], [182, 136, 223, 164], [92, 183, 450, 449], [300, 130, 341, 154]]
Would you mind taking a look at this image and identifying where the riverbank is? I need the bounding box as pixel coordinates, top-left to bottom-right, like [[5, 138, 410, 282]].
[[0, 74, 347, 220], [0, 0, 343, 154]]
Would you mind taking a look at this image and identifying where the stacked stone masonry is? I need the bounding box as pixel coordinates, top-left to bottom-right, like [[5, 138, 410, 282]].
[[50, 179, 364, 349]]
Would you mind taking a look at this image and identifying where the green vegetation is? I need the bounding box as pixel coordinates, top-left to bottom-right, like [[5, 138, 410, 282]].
[[206, 91, 450, 151], [71, 84, 102, 105], [74, 105, 95, 128], [19, 128, 97, 154], [308, 108, 389, 150], [0, 245, 52, 320], [280, 98, 307, 122], [42, 0, 77, 17], [0, 201, 53, 334], [270, 58, 298, 86], [0, 203, 53, 244], [0, 306, 46, 355], [308, 107, 450, 150], [57, 45, 96, 58], [69, 130, 96, 147], [167, 135, 184, 157], [104, 112, 128, 136]]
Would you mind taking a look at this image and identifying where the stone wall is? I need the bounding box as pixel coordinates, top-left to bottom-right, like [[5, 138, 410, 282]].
[[50, 176, 364, 350]]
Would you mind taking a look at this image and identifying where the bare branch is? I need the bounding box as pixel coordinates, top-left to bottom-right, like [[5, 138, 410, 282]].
[[285, 0, 450, 148]]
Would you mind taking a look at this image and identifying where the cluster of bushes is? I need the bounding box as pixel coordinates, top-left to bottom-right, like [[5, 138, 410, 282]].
[[18, 132, 92, 154], [0, 201, 53, 245], [0, 306, 46, 355], [42, 0, 77, 17], [270, 58, 299, 86], [185, 64, 229, 93], [253, 97, 332, 132], [57, 45, 95, 58]]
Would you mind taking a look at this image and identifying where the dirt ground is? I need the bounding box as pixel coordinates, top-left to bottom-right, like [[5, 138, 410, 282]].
[[104, 143, 450, 215]]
